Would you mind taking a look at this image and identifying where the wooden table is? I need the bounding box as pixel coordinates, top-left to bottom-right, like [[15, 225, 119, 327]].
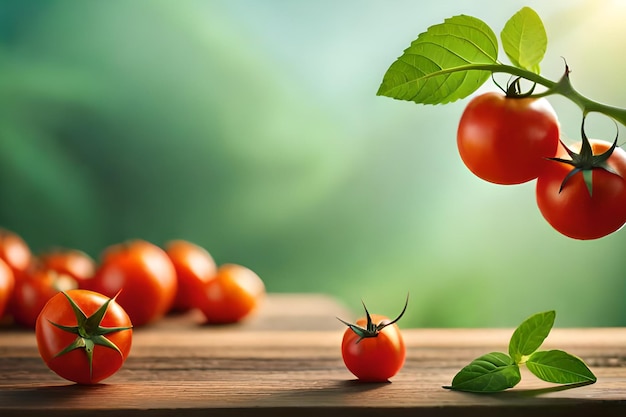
[[1, 293, 625, 416]]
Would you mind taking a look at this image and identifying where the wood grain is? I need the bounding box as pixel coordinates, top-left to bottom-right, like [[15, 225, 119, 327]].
[[1, 294, 625, 416]]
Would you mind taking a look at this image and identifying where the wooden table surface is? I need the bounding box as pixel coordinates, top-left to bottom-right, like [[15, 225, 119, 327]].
[[1, 293, 625, 416]]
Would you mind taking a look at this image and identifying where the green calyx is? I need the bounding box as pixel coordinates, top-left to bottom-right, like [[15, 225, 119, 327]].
[[499, 76, 536, 99], [548, 116, 621, 196], [337, 294, 408, 343], [49, 291, 132, 381]]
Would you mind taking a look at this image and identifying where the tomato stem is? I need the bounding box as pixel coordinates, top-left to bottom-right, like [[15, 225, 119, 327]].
[[503, 77, 536, 98], [337, 294, 409, 343], [448, 63, 626, 127]]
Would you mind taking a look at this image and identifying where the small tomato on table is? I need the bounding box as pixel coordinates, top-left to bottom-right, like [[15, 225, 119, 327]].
[[0, 228, 31, 279], [338, 296, 408, 382], [38, 248, 96, 288], [0, 259, 14, 319], [195, 263, 265, 324], [35, 289, 132, 384], [11, 267, 78, 328], [165, 240, 217, 312], [87, 240, 177, 327]]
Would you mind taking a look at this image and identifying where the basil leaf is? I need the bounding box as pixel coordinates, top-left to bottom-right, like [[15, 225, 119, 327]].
[[448, 352, 521, 392], [377, 14, 498, 105], [509, 310, 555, 363], [501, 7, 547, 74], [526, 350, 597, 384]]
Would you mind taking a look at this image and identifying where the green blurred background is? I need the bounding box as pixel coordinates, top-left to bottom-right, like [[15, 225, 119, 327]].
[[1, 0, 625, 327]]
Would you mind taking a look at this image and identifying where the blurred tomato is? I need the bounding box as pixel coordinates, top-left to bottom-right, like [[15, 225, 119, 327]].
[[165, 240, 217, 312], [0, 228, 31, 279], [12, 267, 78, 328], [38, 248, 96, 288], [196, 263, 265, 324], [0, 259, 14, 319], [88, 240, 177, 326]]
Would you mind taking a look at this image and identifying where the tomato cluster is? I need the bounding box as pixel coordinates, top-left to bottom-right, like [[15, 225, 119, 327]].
[[457, 92, 626, 240], [0, 232, 265, 328], [0, 228, 265, 384], [2, 227, 408, 385]]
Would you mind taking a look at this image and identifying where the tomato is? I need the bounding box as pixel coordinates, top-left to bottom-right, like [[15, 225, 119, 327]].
[[340, 313, 406, 382], [196, 263, 265, 324], [0, 259, 14, 319], [38, 248, 96, 288], [88, 240, 177, 327], [35, 289, 132, 384], [457, 92, 560, 184], [536, 139, 626, 239], [165, 240, 217, 312], [0, 228, 32, 279], [12, 267, 78, 328]]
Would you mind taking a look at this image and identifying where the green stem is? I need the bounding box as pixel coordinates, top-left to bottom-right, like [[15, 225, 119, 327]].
[[461, 63, 626, 126]]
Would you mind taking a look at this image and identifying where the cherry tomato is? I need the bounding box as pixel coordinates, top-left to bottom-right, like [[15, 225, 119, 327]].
[[0, 228, 32, 279], [165, 240, 217, 312], [12, 267, 78, 328], [0, 259, 14, 319], [36, 289, 132, 384], [457, 92, 560, 184], [88, 240, 177, 327], [339, 308, 406, 382], [196, 263, 265, 324], [38, 248, 96, 288], [536, 139, 626, 239]]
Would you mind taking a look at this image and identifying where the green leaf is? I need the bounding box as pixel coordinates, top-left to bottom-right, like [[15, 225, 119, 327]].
[[509, 310, 555, 363], [377, 14, 498, 105], [526, 350, 597, 384], [500, 7, 547, 74], [448, 352, 521, 392]]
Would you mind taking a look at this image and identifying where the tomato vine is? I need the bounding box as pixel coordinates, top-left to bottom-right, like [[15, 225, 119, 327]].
[[377, 6, 626, 239], [376, 7, 626, 126], [461, 63, 626, 126]]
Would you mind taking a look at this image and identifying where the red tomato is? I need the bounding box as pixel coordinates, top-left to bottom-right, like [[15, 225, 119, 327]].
[[12, 267, 78, 328], [536, 139, 626, 239], [88, 240, 177, 327], [340, 313, 406, 382], [0, 259, 14, 319], [38, 248, 96, 288], [196, 263, 265, 324], [35, 289, 132, 384], [457, 92, 560, 184], [165, 240, 217, 312], [0, 228, 32, 279]]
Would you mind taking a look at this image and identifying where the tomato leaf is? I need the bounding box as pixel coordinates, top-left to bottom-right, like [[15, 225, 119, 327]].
[[446, 352, 521, 392], [377, 14, 498, 104], [526, 350, 597, 384], [500, 7, 547, 74], [508, 310, 555, 363]]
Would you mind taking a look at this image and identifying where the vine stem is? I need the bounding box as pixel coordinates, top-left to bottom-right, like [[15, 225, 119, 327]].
[[457, 64, 626, 126]]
